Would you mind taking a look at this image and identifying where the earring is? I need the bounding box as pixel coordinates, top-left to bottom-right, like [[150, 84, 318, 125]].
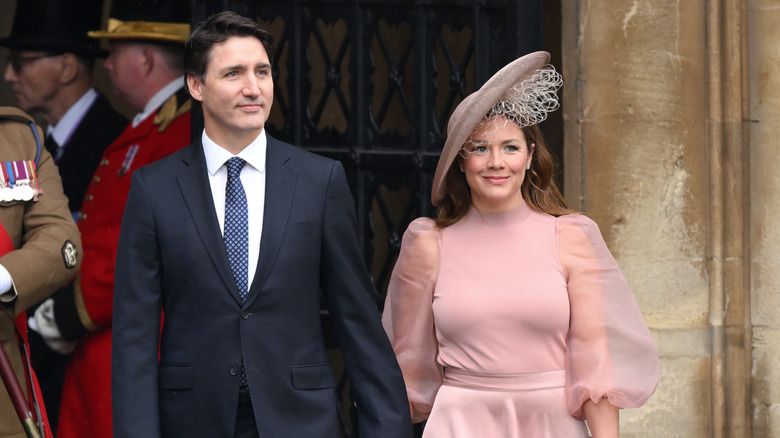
[[459, 166, 464, 173], [526, 163, 531, 170]]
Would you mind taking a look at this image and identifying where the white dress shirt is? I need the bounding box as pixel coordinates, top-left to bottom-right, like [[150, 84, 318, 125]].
[[202, 130, 266, 290]]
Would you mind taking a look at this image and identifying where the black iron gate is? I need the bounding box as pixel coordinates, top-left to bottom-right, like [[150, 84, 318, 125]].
[[192, 1, 556, 435]]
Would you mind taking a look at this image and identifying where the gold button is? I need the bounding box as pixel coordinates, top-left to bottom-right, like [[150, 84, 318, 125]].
[[87, 195, 94, 202], [94, 176, 101, 183], [101, 159, 109, 167], [78, 212, 87, 221]]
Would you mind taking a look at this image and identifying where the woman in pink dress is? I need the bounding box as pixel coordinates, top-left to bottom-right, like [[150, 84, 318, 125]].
[[382, 51, 660, 437]]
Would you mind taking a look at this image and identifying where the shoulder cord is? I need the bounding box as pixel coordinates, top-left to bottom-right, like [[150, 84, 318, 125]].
[[28, 122, 42, 167]]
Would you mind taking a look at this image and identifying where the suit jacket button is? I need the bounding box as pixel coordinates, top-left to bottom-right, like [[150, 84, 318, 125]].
[[241, 312, 250, 320], [230, 366, 239, 376]]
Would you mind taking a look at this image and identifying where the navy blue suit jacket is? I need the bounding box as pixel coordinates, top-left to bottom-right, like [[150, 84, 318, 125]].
[[112, 135, 411, 437]]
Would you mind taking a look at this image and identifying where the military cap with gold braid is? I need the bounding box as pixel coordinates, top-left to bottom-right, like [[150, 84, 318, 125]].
[[87, 0, 191, 43]]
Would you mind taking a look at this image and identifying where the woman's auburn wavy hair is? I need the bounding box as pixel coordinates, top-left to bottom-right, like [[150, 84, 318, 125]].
[[434, 122, 574, 228]]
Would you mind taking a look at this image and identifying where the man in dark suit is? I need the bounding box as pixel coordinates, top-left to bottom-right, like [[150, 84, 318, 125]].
[[112, 11, 411, 438], [0, 0, 126, 431]]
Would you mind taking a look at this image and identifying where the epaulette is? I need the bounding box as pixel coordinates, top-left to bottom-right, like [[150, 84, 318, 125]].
[[153, 88, 192, 133]]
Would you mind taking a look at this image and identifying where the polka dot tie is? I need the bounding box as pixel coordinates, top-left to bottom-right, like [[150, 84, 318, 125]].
[[224, 157, 249, 302], [224, 157, 248, 387]]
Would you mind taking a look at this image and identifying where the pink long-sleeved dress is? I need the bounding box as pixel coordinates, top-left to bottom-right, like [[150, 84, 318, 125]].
[[382, 202, 660, 437]]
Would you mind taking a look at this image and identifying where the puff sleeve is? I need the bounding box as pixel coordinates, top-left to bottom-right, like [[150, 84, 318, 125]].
[[382, 218, 442, 423], [557, 214, 660, 418]]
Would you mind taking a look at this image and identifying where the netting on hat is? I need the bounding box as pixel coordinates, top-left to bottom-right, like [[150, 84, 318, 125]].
[[486, 64, 563, 128]]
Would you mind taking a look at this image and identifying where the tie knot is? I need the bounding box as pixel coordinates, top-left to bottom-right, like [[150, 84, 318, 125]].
[[226, 157, 246, 179]]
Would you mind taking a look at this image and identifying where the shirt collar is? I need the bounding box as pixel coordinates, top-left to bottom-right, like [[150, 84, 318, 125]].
[[202, 129, 267, 176], [131, 76, 185, 127], [47, 88, 99, 145]]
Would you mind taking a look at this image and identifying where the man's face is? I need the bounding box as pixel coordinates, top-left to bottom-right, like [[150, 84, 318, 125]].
[[187, 35, 274, 147], [3, 50, 65, 118], [103, 41, 147, 111]]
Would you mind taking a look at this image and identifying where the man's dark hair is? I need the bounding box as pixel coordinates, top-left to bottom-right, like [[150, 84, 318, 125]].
[[184, 11, 274, 81]]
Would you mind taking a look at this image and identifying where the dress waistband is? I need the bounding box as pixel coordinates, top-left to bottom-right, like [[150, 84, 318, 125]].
[[442, 368, 566, 392]]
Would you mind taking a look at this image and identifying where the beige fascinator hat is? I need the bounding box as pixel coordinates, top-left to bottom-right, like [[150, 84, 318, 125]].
[[431, 51, 563, 206]]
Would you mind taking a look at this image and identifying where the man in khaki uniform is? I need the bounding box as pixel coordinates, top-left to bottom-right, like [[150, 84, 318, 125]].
[[0, 106, 81, 437]]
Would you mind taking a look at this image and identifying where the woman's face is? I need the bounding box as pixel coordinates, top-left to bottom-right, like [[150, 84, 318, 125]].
[[459, 116, 534, 213]]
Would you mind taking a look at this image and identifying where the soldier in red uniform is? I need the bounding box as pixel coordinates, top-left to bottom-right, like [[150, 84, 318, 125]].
[[28, 1, 193, 437]]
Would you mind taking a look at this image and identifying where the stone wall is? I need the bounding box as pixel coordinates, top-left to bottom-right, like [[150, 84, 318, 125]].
[[561, 0, 765, 436], [749, 1, 780, 436]]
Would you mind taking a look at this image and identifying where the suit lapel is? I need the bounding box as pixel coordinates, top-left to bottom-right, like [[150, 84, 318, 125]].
[[244, 136, 297, 305], [175, 141, 244, 304]]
